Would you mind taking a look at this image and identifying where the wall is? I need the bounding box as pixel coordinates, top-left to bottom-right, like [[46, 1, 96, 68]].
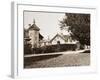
[[51, 35, 65, 44], [29, 30, 39, 48], [0, 0, 100, 80]]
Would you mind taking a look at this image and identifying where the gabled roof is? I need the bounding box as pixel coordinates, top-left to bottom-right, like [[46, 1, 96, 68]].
[[50, 33, 70, 43], [28, 20, 40, 31], [28, 23, 40, 31], [39, 33, 44, 40], [50, 34, 65, 42]]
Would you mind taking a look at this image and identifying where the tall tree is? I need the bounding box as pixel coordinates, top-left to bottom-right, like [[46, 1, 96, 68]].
[[60, 13, 90, 45]]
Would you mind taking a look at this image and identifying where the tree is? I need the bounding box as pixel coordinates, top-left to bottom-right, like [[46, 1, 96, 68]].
[[59, 13, 90, 46]]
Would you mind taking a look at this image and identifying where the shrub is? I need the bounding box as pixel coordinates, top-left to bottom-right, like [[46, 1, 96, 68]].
[[32, 43, 77, 54], [24, 43, 32, 54]]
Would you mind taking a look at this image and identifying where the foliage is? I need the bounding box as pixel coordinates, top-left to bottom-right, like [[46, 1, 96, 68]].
[[24, 43, 32, 54], [60, 13, 90, 45], [31, 44, 77, 54]]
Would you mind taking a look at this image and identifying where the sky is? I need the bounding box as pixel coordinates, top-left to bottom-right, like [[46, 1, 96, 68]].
[[24, 11, 66, 40]]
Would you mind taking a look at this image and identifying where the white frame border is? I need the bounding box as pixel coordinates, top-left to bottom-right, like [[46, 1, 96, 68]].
[[11, 2, 97, 78]]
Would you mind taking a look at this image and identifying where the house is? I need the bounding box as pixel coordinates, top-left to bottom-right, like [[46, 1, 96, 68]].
[[50, 33, 77, 45], [24, 29, 31, 45], [39, 39, 51, 47], [24, 20, 43, 48]]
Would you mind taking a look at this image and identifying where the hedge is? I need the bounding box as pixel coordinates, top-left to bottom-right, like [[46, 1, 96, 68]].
[[24, 44, 77, 54], [24, 44, 32, 54]]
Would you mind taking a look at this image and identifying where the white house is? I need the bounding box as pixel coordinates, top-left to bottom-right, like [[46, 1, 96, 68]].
[[50, 33, 76, 45]]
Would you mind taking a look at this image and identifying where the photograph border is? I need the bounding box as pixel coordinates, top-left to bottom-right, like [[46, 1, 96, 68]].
[[11, 2, 97, 78]]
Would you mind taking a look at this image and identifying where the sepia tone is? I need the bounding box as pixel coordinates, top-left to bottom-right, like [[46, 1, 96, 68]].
[[24, 11, 90, 68]]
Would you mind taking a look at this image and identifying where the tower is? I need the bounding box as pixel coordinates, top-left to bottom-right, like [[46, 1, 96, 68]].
[[28, 19, 40, 48]]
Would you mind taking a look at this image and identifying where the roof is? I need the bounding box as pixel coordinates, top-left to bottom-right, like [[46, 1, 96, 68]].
[[39, 33, 44, 40], [28, 23, 40, 31], [50, 33, 70, 42]]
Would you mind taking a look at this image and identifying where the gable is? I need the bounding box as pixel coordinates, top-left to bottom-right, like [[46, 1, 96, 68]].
[[50, 34, 65, 42], [51, 36, 65, 44], [50, 34, 66, 44]]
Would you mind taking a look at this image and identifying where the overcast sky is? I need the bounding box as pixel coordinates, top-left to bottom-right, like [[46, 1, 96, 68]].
[[24, 11, 65, 40]]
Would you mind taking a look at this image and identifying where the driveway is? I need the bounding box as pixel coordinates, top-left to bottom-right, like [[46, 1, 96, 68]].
[[24, 50, 90, 68]]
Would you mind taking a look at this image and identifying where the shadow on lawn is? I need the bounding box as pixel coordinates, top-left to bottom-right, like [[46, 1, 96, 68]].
[[24, 54, 62, 67]]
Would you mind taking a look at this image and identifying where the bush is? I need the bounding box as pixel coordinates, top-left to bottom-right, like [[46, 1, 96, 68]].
[[32, 44, 77, 54], [24, 44, 32, 54], [80, 44, 85, 50]]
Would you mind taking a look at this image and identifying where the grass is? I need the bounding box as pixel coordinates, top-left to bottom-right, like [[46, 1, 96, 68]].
[[24, 54, 62, 67], [24, 52, 90, 68]]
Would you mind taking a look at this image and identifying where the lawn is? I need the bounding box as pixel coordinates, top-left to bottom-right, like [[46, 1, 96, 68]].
[[24, 51, 90, 68]]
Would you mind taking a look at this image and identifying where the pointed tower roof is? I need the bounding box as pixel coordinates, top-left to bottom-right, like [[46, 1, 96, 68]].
[[28, 19, 40, 31]]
